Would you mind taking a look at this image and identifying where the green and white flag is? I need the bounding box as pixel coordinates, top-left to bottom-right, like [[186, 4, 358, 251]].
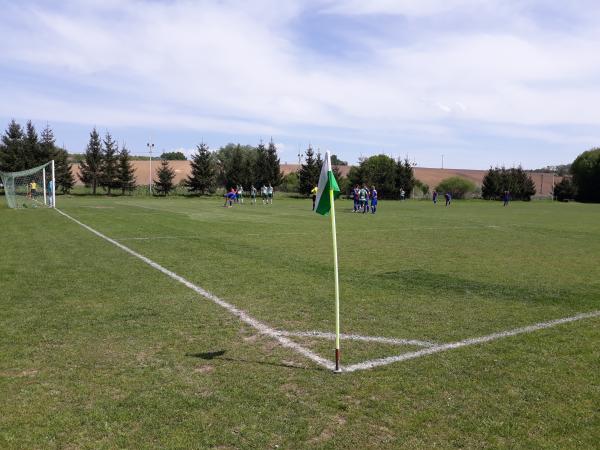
[[315, 151, 340, 216], [314, 151, 343, 371]]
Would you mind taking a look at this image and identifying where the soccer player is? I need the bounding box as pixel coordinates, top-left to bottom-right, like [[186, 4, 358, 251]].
[[250, 185, 257, 205], [267, 184, 273, 204], [30, 181, 37, 199], [353, 185, 359, 212], [261, 184, 268, 204], [503, 190, 510, 206], [47, 179, 54, 207], [445, 191, 451, 207], [359, 185, 368, 214], [370, 186, 378, 214], [432, 190, 438, 205], [400, 187, 405, 201], [311, 185, 318, 210], [238, 185, 244, 204], [224, 188, 236, 207]]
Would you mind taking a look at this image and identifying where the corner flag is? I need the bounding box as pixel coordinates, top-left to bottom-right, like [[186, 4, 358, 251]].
[[314, 153, 340, 215], [315, 151, 342, 372]]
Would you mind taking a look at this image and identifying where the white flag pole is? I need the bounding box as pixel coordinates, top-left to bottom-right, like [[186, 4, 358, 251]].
[[327, 153, 341, 372]]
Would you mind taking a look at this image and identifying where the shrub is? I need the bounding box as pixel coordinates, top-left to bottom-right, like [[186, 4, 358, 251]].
[[436, 177, 477, 199], [279, 172, 299, 193]]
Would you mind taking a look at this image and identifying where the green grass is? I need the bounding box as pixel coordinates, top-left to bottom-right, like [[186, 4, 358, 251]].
[[1, 196, 599, 448]]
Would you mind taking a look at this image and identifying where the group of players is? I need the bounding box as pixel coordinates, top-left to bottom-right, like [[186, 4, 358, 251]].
[[224, 183, 502, 211], [350, 185, 379, 214], [223, 184, 274, 207]]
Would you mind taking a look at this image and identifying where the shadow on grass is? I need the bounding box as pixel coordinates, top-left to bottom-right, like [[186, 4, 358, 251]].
[[185, 350, 326, 371], [187, 350, 227, 359], [374, 268, 574, 305]]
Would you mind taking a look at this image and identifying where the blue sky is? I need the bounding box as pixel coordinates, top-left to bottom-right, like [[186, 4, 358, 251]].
[[1, 0, 599, 169]]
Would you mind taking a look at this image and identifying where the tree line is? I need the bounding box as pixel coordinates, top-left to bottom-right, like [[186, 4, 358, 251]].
[[0, 120, 75, 193], [177, 140, 283, 195]]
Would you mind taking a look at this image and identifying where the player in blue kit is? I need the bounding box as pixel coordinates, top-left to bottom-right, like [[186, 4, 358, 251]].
[[224, 188, 236, 207], [370, 186, 378, 214]]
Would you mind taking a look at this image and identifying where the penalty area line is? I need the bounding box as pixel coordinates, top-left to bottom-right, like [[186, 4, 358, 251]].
[[343, 310, 600, 372], [55, 208, 335, 371]]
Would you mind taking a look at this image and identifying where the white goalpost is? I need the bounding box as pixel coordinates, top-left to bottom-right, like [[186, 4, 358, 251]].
[[0, 160, 56, 209]]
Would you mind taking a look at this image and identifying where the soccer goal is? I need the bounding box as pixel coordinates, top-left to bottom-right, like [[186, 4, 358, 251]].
[[0, 161, 56, 209]]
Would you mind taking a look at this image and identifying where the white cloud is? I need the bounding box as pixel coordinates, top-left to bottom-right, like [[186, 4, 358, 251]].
[[0, 0, 599, 166], [320, 0, 479, 17]]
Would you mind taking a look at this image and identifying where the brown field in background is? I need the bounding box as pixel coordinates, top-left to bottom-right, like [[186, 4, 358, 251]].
[[70, 162, 560, 197]]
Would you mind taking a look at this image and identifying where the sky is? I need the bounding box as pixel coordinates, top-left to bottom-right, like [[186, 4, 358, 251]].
[[1, 0, 600, 169]]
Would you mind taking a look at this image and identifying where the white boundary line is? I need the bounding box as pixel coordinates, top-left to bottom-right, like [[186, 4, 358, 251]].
[[277, 330, 437, 347], [54, 208, 600, 373], [55, 208, 335, 371], [343, 310, 600, 372]]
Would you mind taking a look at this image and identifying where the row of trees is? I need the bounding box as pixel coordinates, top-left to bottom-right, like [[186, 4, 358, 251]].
[[79, 129, 136, 195], [0, 120, 75, 193], [482, 167, 536, 201], [78, 134, 284, 196], [184, 140, 283, 194]]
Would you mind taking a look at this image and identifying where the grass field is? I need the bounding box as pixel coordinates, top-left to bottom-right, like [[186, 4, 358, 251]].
[[1, 195, 599, 448]]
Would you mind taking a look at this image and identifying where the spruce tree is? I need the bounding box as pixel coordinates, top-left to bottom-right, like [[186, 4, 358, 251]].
[[298, 145, 320, 196], [23, 121, 40, 169], [186, 143, 215, 194], [154, 159, 176, 196], [39, 124, 57, 165], [223, 144, 245, 189], [481, 167, 500, 200], [100, 132, 119, 195], [117, 146, 136, 195], [554, 177, 576, 201], [0, 120, 25, 172], [79, 128, 103, 194], [513, 167, 536, 200], [266, 139, 283, 186], [253, 140, 269, 187], [316, 150, 323, 173], [53, 148, 75, 194]]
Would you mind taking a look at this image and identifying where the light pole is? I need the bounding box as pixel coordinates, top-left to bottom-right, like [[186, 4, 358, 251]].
[[147, 140, 154, 195]]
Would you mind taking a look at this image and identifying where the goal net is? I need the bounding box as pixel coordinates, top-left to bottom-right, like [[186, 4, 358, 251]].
[[0, 161, 56, 209]]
